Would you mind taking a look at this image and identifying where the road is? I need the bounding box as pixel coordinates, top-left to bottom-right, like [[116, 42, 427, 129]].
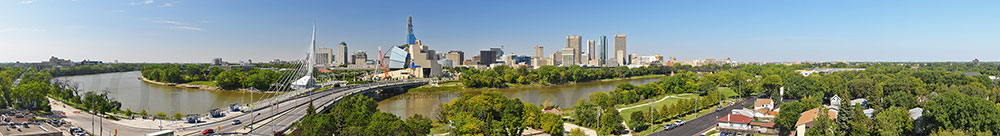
[[650, 96, 754, 136], [51, 80, 421, 136], [175, 80, 423, 135]]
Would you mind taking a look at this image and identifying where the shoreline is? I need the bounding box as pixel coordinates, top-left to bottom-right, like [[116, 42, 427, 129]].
[[138, 76, 280, 93]]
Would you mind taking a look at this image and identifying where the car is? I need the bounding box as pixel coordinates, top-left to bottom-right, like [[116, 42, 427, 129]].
[[674, 120, 685, 126], [232, 120, 242, 125], [201, 129, 215, 135], [716, 107, 723, 111]]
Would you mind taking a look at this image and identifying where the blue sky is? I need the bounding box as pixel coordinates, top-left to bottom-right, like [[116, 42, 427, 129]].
[[3, 0, 1000, 63]]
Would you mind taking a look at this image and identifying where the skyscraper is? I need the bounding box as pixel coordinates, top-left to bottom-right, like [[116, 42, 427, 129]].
[[599, 35, 608, 66], [337, 42, 348, 65], [534, 46, 543, 59], [614, 34, 627, 65], [316, 47, 333, 65], [446, 51, 464, 65], [566, 35, 582, 64], [587, 40, 595, 61]]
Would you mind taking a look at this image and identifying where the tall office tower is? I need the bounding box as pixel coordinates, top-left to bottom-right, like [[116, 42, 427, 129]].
[[566, 35, 582, 64], [599, 35, 608, 66], [337, 42, 349, 65], [587, 40, 595, 61], [551, 51, 562, 66], [614, 34, 627, 65], [446, 51, 464, 65], [479, 50, 498, 65], [534, 46, 544, 59], [561, 48, 575, 67], [316, 47, 334, 65]]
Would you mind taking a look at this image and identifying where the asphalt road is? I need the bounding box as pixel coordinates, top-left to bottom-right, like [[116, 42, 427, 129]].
[[650, 97, 754, 136], [177, 81, 417, 135], [53, 81, 416, 136]]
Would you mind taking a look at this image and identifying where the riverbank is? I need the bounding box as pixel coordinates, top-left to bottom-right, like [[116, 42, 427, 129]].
[[408, 74, 666, 93], [138, 76, 279, 93]]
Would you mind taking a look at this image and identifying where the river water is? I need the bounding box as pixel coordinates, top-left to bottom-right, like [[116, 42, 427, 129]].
[[53, 71, 274, 114], [377, 77, 661, 119]]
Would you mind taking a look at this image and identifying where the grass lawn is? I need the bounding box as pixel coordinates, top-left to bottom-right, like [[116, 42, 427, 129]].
[[186, 81, 217, 87], [718, 87, 738, 98], [619, 94, 696, 121], [429, 122, 451, 135]]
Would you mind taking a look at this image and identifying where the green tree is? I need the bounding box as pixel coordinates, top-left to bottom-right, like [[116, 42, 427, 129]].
[[875, 106, 914, 136], [573, 99, 600, 128], [598, 108, 624, 135], [214, 70, 243, 90], [540, 113, 564, 136], [924, 91, 1000, 133]]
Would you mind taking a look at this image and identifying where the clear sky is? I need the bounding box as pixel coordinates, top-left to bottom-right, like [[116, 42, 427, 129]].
[[3, 0, 999, 63]]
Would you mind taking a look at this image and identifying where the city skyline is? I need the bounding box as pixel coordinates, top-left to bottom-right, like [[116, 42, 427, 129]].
[[4, 0, 1000, 63]]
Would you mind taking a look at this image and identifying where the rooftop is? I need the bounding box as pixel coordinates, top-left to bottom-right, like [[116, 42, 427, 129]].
[[718, 114, 752, 124], [795, 108, 837, 127]]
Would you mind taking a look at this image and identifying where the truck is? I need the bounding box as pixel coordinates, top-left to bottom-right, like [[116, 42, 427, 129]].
[[146, 130, 174, 136]]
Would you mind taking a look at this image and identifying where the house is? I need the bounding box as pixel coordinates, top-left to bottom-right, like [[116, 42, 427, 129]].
[[754, 99, 774, 110], [795, 108, 837, 136], [829, 95, 843, 109], [717, 114, 753, 134], [750, 121, 778, 135]]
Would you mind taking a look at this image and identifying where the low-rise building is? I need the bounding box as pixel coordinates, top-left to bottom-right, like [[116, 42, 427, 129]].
[[717, 114, 753, 133], [0, 123, 63, 136], [795, 108, 837, 136]]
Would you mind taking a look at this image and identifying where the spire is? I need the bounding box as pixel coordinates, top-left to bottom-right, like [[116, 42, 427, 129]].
[[407, 16, 413, 34], [307, 24, 315, 77], [406, 16, 417, 45]]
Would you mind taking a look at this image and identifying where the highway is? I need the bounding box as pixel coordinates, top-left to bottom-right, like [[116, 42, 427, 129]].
[[52, 80, 424, 136], [174, 80, 424, 135]]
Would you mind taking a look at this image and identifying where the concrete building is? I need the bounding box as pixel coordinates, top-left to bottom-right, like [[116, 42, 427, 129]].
[[407, 40, 442, 78], [614, 34, 627, 65], [446, 50, 464, 66], [353, 50, 367, 65], [566, 35, 582, 64], [316, 47, 334, 65], [561, 48, 575, 67], [534, 46, 544, 59], [212, 58, 224, 65], [336, 42, 349, 65], [587, 40, 595, 61], [551, 50, 562, 66]]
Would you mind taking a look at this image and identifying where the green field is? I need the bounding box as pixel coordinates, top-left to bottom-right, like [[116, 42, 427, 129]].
[[719, 87, 738, 98], [619, 93, 697, 121]]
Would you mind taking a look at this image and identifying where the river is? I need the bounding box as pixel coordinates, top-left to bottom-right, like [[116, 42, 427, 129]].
[[377, 77, 662, 119], [53, 71, 274, 114]]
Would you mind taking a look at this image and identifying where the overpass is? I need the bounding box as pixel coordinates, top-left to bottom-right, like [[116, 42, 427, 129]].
[[173, 80, 428, 135]]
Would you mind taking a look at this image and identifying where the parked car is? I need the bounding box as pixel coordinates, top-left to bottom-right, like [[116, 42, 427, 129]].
[[663, 123, 676, 130], [201, 129, 215, 135], [232, 120, 242, 125], [674, 120, 685, 126]]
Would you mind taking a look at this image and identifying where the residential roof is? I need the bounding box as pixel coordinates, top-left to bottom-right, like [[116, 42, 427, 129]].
[[718, 114, 753, 124], [750, 121, 776, 128], [909, 107, 923, 120], [755, 99, 773, 108], [795, 108, 837, 127]]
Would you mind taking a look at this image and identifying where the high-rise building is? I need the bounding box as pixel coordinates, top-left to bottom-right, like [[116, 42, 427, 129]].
[[561, 48, 575, 67], [599, 35, 608, 66], [551, 51, 562, 66], [587, 40, 595, 61], [446, 51, 464, 65], [566, 35, 582, 64], [534, 46, 544, 59], [336, 42, 349, 65], [316, 47, 333, 65], [479, 50, 497, 65], [406, 16, 417, 45], [614, 34, 627, 65]]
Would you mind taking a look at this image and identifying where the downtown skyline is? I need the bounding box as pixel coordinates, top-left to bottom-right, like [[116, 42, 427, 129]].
[[3, 0, 1000, 63]]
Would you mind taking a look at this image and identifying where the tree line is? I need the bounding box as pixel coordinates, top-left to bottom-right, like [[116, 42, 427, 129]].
[[293, 95, 432, 136], [437, 91, 565, 136], [141, 64, 283, 90], [458, 65, 681, 88]]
